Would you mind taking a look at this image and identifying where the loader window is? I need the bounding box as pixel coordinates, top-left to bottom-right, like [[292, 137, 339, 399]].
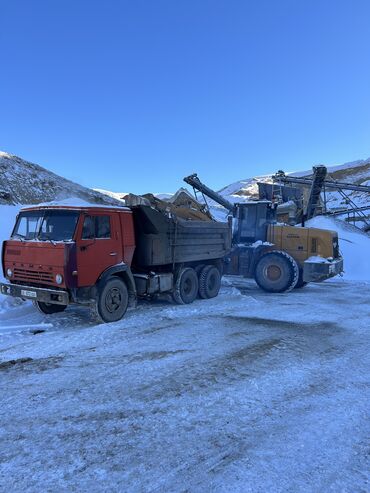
[[82, 215, 111, 239], [239, 206, 257, 242]]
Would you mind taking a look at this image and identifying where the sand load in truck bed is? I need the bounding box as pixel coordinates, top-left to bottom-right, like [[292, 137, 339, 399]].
[[131, 205, 231, 267]]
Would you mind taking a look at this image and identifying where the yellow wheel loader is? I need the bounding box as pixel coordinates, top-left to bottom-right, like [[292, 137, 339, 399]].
[[184, 174, 343, 293]]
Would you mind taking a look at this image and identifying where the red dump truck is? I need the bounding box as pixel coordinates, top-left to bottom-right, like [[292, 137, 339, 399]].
[[0, 204, 231, 322]]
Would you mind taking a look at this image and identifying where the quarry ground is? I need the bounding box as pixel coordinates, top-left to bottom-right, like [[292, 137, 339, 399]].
[[0, 277, 369, 493]]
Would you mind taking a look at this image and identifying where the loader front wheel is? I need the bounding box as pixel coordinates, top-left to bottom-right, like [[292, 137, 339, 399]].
[[294, 269, 308, 289], [254, 251, 298, 293], [173, 268, 198, 304], [199, 265, 221, 299]]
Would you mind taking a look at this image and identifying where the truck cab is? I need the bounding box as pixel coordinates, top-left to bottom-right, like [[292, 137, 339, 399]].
[[1, 205, 136, 319]]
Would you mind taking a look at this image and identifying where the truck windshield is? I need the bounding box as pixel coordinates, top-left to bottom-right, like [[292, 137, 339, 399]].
[[12, 210, 79, 241]]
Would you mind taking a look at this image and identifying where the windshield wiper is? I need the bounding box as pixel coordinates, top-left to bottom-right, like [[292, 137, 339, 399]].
[[37, 233, 57, 245], [12, 233, 26, 241], [45, 237, 57, 246]]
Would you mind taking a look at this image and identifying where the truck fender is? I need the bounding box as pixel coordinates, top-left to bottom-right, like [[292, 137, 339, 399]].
[[97, 263, 137, 307]]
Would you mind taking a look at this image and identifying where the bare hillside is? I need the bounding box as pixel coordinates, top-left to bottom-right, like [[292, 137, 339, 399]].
[[0, 151, 121, 206]]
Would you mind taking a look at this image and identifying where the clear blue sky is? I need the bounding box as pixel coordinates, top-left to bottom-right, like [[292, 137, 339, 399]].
[[1, 0, 370, 194]]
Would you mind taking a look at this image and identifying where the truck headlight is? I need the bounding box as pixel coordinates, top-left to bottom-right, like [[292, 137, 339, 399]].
[[6, 268, 13, 278], [55, 274, 63, 285]]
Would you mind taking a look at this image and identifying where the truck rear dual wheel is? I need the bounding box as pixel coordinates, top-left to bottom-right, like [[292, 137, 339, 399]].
[[173, 267, 199, 305], [198, 265, 221, 299], [34, 301, 67, 314], [254, 251, 299, 293], [96, 277, 129, 323]]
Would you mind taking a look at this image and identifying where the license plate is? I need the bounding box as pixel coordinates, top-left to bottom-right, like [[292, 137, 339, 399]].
[[21, 289, 37, 298]]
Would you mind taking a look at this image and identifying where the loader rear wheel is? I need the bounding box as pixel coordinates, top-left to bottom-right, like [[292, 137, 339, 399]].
[[254, 251, 298, 293], [34, 301, 67, 314], [199, 265, 221, 299], [96, 277, 129, 323], [173, 267, 198, 305]]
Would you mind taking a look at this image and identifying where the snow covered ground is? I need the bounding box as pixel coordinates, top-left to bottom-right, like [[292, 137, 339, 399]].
[[0, 278, 369, 492], [0, 204, 369, 492]]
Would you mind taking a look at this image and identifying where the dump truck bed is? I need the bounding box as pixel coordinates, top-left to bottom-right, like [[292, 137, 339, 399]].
[[131, 205, 231, 267]]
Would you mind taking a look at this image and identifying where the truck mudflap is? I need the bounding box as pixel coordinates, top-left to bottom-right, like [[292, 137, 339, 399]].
[[303, 257, 344, 283], [0, 282, 69, 305]]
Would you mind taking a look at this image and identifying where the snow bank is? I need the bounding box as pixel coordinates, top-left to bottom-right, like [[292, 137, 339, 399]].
[[0, 205, 21, 277], [0, 205, 22, 313], [305, 216, 370, 281]]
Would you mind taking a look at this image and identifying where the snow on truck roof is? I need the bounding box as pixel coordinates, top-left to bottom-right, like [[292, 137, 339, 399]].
[[21, 198, 131, 212], [21, 205, 131, 212]]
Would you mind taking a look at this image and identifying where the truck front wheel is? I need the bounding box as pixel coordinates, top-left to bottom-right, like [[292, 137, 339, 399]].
[[34, 301, 67, 314], [199, 265, 221, 299], [254, 251, 298, 293], [173, 268, 198, 304], [96, 277, 129, 323]]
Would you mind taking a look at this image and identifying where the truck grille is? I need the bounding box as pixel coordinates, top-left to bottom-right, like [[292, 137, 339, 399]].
[[14, 268, 54, 284]]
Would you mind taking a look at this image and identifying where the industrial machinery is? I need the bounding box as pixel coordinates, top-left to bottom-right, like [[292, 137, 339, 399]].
[[184, 174, 343, 292], [272, 165, 370, 229]]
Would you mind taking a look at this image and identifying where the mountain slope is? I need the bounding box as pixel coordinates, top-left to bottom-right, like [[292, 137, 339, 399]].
[[0, 151, 121, 205]]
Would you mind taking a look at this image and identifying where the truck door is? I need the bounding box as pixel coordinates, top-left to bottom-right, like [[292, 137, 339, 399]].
[[76, 212, 123, 287]]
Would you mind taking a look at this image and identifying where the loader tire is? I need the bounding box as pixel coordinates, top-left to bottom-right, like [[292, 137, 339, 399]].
[[173, 268, 198, 305], [254, 251, 299, 293], [34, 301, 67, 315], [198, 265, 221, 299], [294, 269, 308, 289], [95, 277, 129, 323]]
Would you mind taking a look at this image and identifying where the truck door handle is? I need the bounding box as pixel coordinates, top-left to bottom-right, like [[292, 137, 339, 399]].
[[109, 252, 117, 256]]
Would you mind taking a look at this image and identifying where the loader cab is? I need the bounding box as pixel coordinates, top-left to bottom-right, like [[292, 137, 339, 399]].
[[233, 201, 277, 244]]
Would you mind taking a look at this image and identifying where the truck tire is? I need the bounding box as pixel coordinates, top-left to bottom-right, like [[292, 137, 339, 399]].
[[173, 267, 199, 305], [34, 301, 67, 314], [199, 265, 221, 299], [194, 264, 205, 276], [96, 277, 129, 323], [294, 269, 308, 289], [254, 251, 299, 293]]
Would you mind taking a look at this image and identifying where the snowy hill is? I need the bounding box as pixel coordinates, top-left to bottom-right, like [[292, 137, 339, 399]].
[[93, 189, 128, 202], [0, 151, 121, 206], [94, 188, 174, 202]]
